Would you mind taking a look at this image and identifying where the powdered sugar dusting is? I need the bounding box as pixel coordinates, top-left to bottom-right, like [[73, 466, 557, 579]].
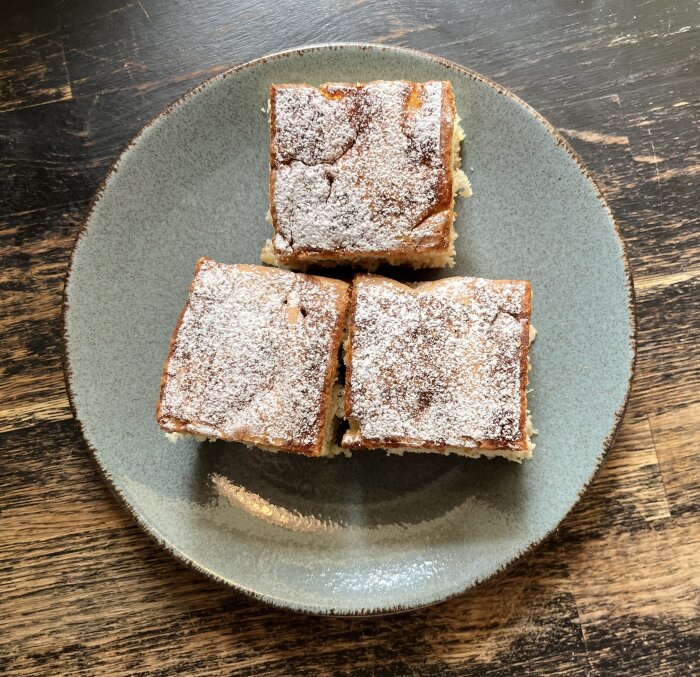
[[273, 87, 357, 165], [158, 260, 348, 455], [345, 276, 531, 451], [271, 81, 454, 256], [404, 81, 443, 168]]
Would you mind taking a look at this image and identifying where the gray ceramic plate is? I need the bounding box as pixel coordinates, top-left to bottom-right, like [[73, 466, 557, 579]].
[[64, 44, 635, 615]]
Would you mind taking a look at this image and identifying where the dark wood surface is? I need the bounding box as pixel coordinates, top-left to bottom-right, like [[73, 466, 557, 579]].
[[2, 0, 699, 674]]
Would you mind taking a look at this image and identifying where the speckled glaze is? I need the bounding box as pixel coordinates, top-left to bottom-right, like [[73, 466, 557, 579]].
[[64, 44, 635, 616]]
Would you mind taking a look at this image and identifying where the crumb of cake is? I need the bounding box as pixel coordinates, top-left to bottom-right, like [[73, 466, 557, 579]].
[[260, 239, 279, 266], [453, 113, 472, 199]]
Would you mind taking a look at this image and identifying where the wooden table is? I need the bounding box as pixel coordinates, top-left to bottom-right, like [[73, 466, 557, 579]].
[[2, 1, 698, 674]]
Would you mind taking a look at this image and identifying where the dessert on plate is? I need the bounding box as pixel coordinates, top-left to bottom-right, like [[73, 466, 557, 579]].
[[156, 258, 349, 457], [157, 80, 537, 462], [342, 274, 535, 461], [262, 80, 471, 270]]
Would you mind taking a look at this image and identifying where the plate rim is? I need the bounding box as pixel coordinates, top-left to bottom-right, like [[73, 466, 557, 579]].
[[61, 42, 637, 616]]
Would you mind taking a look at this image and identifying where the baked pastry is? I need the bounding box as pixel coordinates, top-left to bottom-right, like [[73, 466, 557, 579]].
[[343, 274, 535, 460], [156, 259, 349, 456], [263, 80, 471, 270]]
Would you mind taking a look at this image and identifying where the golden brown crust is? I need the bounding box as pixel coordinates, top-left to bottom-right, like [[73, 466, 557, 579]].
[[269, 81, 459, 267], [516, 285, 532, 452], [342, 277, 361, 421], [155, 256, 208, 429]]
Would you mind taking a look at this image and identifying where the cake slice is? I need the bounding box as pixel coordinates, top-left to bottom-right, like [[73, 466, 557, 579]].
[[343, 274, 535, 461], [156, 259, 349, 456], [263, 80, 471, 270]]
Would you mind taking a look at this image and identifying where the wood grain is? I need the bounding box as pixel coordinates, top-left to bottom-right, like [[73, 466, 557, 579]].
[[0, 205, 81, 432], [1, 0, 699, 674], [650, 402, 700, 517], [0, 8, 71, 113]]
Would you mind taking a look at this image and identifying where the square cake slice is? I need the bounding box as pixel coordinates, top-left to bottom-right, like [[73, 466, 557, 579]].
[[264, 80, 471, 270], [343, 274, 534, 460], [157, 259, 349, 456]]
